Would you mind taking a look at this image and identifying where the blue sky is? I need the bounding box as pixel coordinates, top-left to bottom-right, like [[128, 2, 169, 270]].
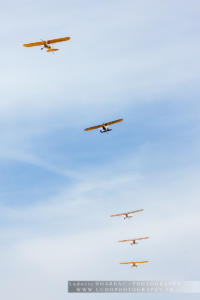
[[0, 0, 200, 299]]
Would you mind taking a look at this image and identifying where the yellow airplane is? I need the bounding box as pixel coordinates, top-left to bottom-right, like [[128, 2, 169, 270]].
[[120, 261, 149, 268], [119, 237, 149, 246], [110, 209, 144, 220], [84, 118, 123, 133], [23, 36, 71, 52]]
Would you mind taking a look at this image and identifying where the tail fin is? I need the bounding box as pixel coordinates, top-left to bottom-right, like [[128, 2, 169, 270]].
[[47, 48, 59, 52]]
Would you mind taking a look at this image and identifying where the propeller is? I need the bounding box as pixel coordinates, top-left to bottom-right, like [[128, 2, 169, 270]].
[[40, 39, 44, 50], [102, 121, 109, 134]]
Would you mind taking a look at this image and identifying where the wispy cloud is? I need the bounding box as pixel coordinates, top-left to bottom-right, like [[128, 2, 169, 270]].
[[1, 0, 200, 299]]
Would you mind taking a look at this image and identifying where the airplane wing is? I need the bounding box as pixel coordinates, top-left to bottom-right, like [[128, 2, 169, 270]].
[[118, 239, 133, 242], [110, 209, 143, 217], [119, 237, 149, 242], [110, 212, 127, 217], [104, 119, 123, 126], [23, 41, 44, 47], [120, 262, 133, 265], [127, 209, 144, 215], [135, 237, 149, 241], [135, 261, 149, 264], [47, 37, 71, 44], [84, 124, 104, 131]]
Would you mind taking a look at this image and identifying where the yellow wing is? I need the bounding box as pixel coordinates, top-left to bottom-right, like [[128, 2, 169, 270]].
[[23, 41, 44, 47], [135, 261, 149, 264], [84, 124, 104, 131], [104, 119, 123, 126], [120, 262, 133, 265], [47, 37, 71, 44]]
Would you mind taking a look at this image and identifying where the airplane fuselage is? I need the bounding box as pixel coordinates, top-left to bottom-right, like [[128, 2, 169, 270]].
[[41, 41, 51, 49], [100, 125, 112, 133], [41, 41, 59, 52], [131, 240, 137, 245], [124, 214, 133, 219]]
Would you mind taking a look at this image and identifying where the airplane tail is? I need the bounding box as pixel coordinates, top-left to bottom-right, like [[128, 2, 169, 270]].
[[47, 48, 59, 52]]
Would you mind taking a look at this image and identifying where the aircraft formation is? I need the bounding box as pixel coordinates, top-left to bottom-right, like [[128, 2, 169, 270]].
[[23, 36, 149, 270], [111, 209, 149, 269]]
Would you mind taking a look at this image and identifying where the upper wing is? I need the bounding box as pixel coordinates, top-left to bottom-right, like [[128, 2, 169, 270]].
[[127, 209, 144, 215], [84, 124, 104, 131], [120, 262, 133, 265], [104, 118, 123, 126], [135, 261, 149, 264], [23, 41, 44, 47], [47, 37, 71, 44]]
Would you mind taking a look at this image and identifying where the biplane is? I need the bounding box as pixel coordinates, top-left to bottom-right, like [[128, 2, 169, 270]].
[[110, 209, 144, 220], [120, 261, 149, 268], [23, 36, 71, 52], [119, 237, 149, 246], [84, 118, 123, 133]]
